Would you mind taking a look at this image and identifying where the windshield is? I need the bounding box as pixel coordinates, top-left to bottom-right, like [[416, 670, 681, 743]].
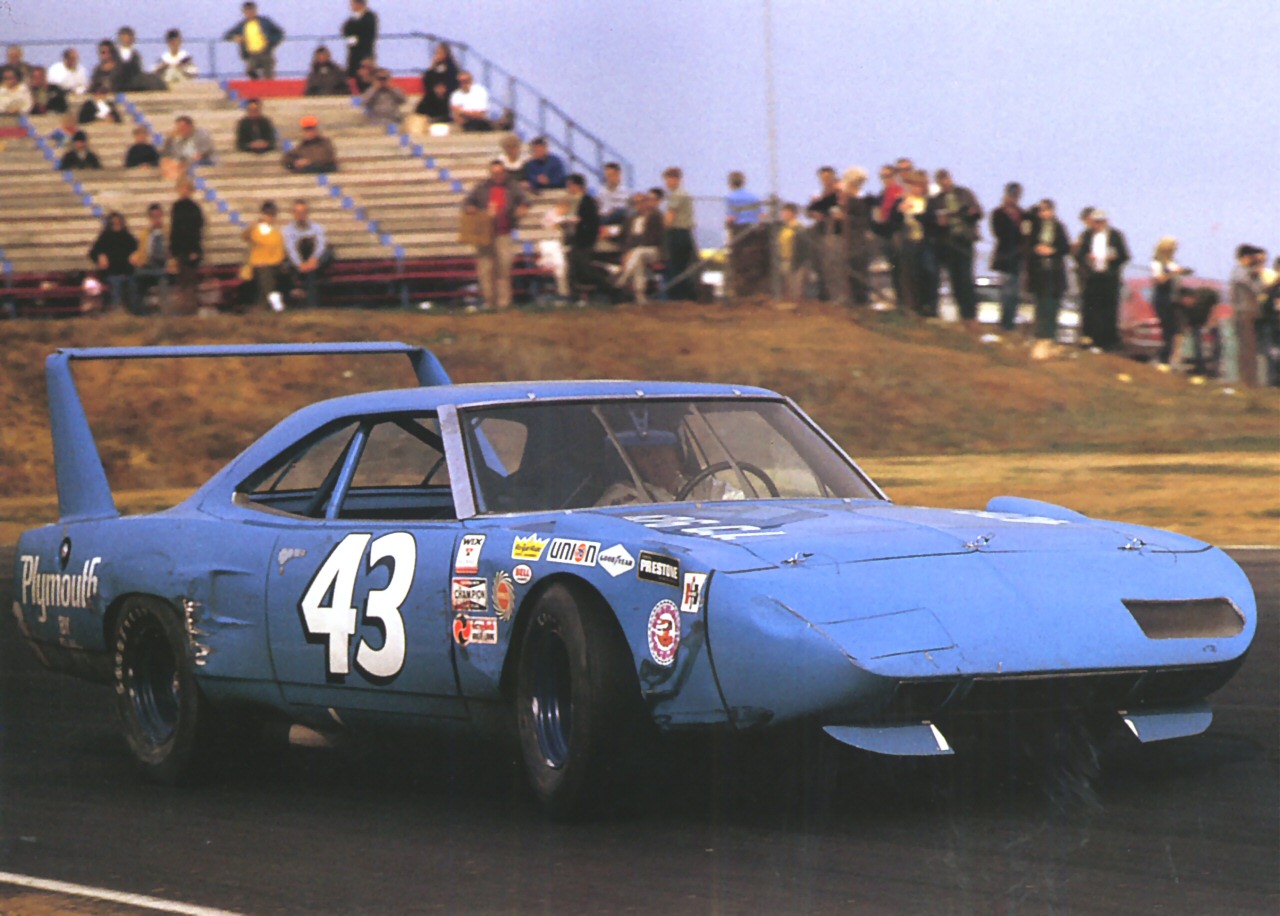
[[459, 398, 880, 514]]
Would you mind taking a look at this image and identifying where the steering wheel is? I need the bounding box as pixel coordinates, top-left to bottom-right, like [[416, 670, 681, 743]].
[[676, 461, 779, 501]]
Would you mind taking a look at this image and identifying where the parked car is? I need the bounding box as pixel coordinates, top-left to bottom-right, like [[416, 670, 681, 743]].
[[13, 342, 1257, 818]]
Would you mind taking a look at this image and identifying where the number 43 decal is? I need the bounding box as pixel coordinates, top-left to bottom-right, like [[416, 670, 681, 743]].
[[299, 532, 416, 681]]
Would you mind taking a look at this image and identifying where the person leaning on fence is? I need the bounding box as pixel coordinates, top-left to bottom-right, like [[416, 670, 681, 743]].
[[283, 116, 338, 173], [461, 159, 529, 311], [242, 200, 287, 312], [225, 1, 286, 80], [616, 190, 664, 306]]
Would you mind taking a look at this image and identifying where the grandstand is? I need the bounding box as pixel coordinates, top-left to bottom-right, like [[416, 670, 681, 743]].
[[1, 44, 624, 314]]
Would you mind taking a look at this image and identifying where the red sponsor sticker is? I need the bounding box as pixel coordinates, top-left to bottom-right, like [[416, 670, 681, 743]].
[[493, 570, 516, 620], [512, 563, 533, 585], [647, 599, 680, 667]]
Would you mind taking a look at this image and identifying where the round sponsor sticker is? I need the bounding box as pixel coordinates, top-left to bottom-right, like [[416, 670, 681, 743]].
[[647, 599, 680, 667], [493, 570, 516, 621], [512, 563, 533, 585]]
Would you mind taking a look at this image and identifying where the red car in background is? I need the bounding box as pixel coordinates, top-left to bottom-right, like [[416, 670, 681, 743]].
[[1119, 275, 1229, 366]]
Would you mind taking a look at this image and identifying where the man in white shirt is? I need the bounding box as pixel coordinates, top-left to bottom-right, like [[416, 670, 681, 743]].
[[1074, 208, 1130, 351], [450, 70, 492, 132], [48, 48, 89, 95], [597, 161, 631, 226]]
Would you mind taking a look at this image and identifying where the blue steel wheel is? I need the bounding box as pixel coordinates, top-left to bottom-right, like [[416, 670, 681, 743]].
[[515, 583, 645, 820], [111, 596, 212, 785]]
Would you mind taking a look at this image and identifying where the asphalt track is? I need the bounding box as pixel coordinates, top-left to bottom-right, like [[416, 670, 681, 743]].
[[1, 548, 1275, 915]]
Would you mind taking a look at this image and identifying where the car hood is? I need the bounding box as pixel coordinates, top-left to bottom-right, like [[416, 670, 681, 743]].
[[586, 499, 1209, 571]]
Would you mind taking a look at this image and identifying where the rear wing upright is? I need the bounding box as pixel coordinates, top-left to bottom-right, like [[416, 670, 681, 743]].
[[45, 342, 451, 522]]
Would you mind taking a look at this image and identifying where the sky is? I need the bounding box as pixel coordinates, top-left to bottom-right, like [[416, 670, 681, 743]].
[[4, 0, 1276, 279]]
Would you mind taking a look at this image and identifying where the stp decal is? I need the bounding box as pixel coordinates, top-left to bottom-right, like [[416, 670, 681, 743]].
[[647, 599, 680, 667], [493, 570, 516, 621], [454, 614, 498, 646], [637, 551, 679, 587], [625, 513, 786, 541], [451, 576, 488, 613], [512, 563, 533, 585], [455, 534, 486, 574], [597, 544, 636, 578], [511, 534, 549, 561], [547, 538, 600, 567], [680, 572, 707, 614]]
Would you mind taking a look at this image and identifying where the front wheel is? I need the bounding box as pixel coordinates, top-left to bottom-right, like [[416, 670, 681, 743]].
[[112, 596, 214, 784], [515, 583, 645, 819]]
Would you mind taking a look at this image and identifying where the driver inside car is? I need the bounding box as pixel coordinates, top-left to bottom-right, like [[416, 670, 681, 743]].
[[595, 423, 744, 507]]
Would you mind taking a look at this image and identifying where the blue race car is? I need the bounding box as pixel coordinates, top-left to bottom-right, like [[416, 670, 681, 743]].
[[13, 343, 1257, 816]]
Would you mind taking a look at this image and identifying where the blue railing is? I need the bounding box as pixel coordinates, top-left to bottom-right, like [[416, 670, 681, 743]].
[[17, 32, 632, 187]]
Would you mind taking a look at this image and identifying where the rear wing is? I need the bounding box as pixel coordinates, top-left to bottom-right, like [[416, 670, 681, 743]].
[[46, 342, 451, 523]]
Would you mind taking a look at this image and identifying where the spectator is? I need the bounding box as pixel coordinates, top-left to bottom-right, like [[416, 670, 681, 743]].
[[870, 163, 904, 305], [5, 45, 31, 84], [450, 70, 493, 132], [282, 199, 332, 309], [235, 97, 277, 153], [89, 41, 124, 92], [243, 200, 286, 312], [1226, 244, 1267, 388], [1260, 257, 1280, 386], [662, 166, 698, 301], [724, 170, 763, 230], [1075, 209, 1131, 351], [461, 159, 529, 310], [616, 189, 664, 305], [564, 173, 608, 304], [124, 124, 160, 168], [27, 68, 67, 115], [989, 181, 1025, 332], [115, 27, 146, 90], [342, 0, 378, 81], [415, 42, 458, 123], [283, 115, 338, 173], [1175, 285, 1215, 378], [225, 2, 285, 80], [888, 169, 940, 316], [77, 81, 122, 124], [361, 68, 405, 126], [352, 56, 378, 94], [597, 161, 631, 226], [1025, 198, 1071, 360], [169, 177, 204, 315], [725, 170, 766, 298], [88, 211, 140, 313], [841, 166, 875, 307], [496, 133, 527, 182], [807, 166, 847, 304], [1150, 237, 1192, 370], [305, 46, 349, 96], [539, 198, 572, 299], [523, 137, 566, 192], [930, 168, 983, 326], [775, 202, 813, 302], [155, 29, 198, 86], [161, 115, 216, 167], [57, 130, 101, 169], [132, 202, 170, 312], [0, 67, 32, 116], [48, 49, 89, 96]]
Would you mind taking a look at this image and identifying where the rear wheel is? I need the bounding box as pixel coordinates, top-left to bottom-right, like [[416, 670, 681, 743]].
[[515, 583, 645, 819], [112, 596, 214, 784]]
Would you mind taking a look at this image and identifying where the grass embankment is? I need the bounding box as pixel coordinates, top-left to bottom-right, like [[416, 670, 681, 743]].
[[0, 300, 1276, 543]]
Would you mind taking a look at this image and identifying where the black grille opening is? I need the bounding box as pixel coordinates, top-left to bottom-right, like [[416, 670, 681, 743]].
[[1123, 598, 1245, 640]]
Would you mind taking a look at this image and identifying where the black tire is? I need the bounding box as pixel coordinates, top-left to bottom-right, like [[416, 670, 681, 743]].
[[112, 596, 214, 785], [514, 583, 645, 820]]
